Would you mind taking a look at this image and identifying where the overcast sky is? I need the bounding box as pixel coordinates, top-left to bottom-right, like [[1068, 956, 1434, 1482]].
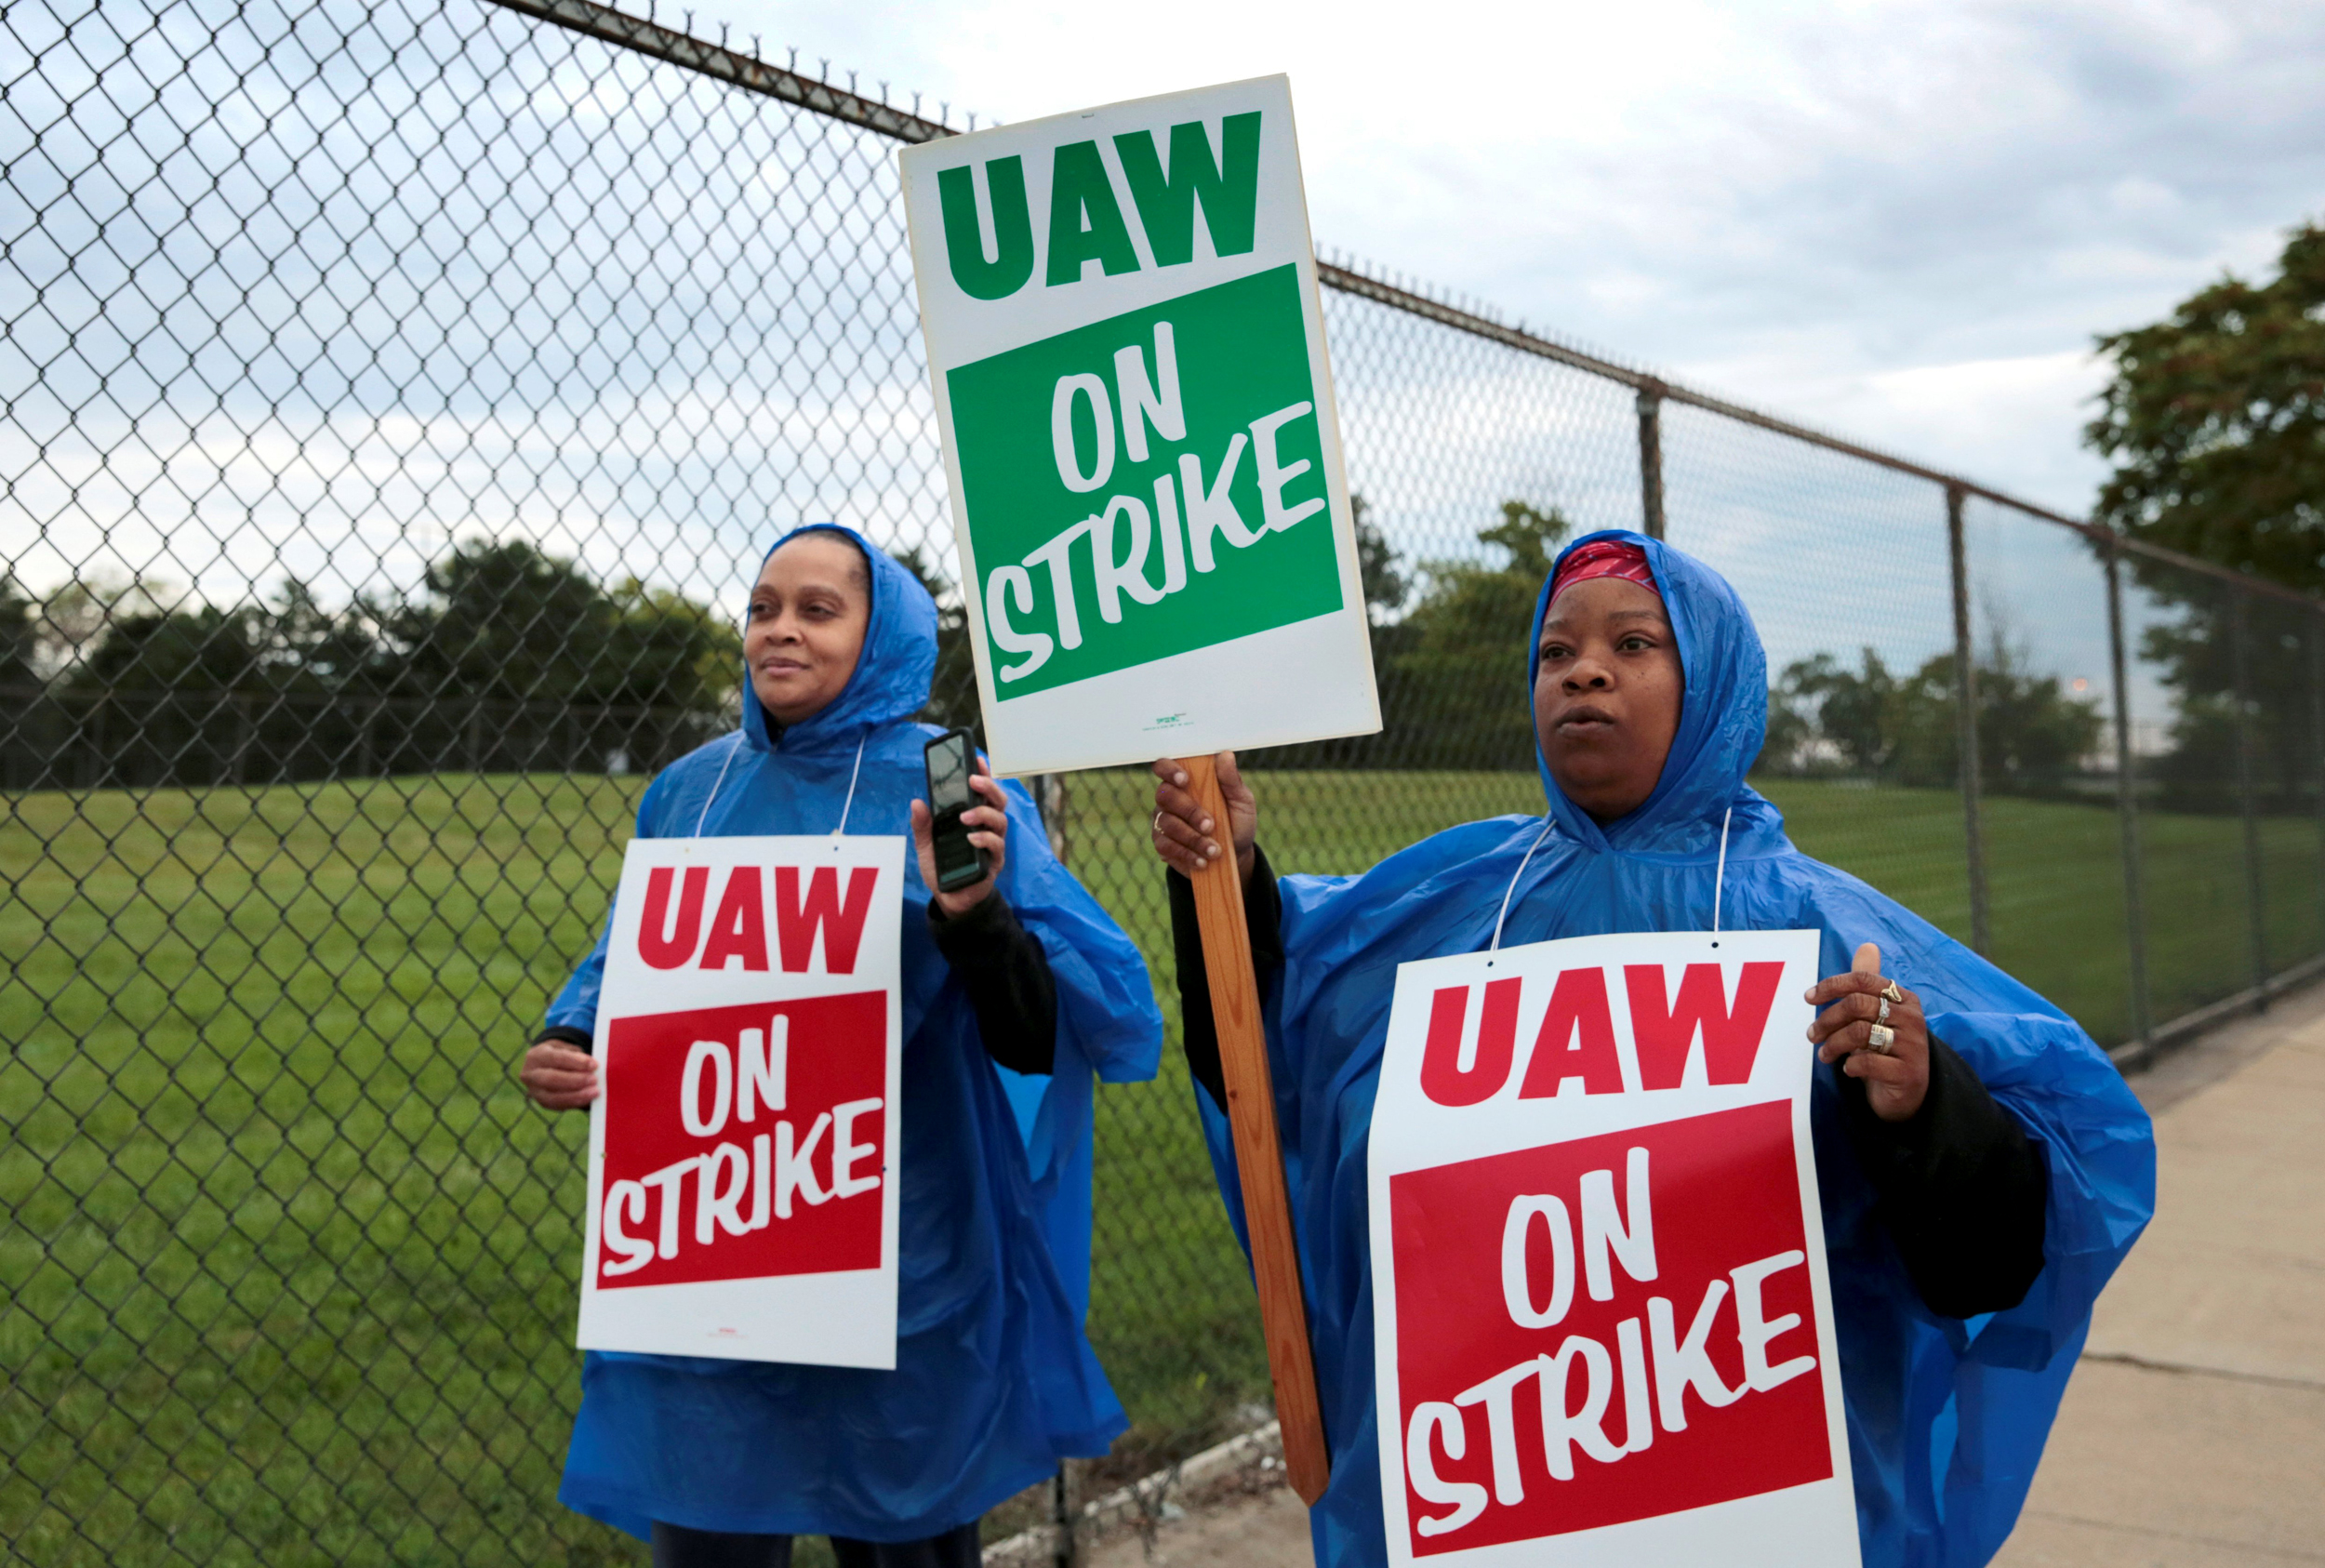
[[698, 0, 2324, 516]]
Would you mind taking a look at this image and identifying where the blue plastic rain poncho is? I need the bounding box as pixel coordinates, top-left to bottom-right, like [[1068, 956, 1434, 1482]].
[[546, 525, 1162, 1542], [1194, 530, 2154, 1568]]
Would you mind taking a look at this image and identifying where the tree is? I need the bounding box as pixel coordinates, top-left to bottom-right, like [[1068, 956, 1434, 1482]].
[[1348, 495, 1418, 713], [1352, 495, 1410, 626], [893, 545, 979, 738], [1760, 640, 2105, 794], [32, 576, 171, 676], [20, 541, 737, 784], [2087, 219, 2325, 591], [60, 603, 282, 785], [1972, 647, 2109, 791], [599, 578, 741, 714], [0, 578, 39, 789], [270, 578, 386, 691], [386, 539, 611, 704], [71, 605, 271, 694], [377, 538, 740, 776], [60, 577, 391, 701], [2085, 220, 2325, 809], [1766, 649, 1902, 776], [383, 538, 736, 713], [2132, 606, 2320, 812], [0, 577, 35, 690], [1387, 502, 1571, 769]]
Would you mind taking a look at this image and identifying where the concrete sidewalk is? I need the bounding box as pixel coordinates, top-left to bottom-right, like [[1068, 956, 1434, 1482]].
[[1993, 988, 2325, 1567], [1090, 991, 2325, 1568]]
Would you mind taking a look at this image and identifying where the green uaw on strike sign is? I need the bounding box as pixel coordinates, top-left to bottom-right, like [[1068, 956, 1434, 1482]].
[[900, 77, 1379, 774]]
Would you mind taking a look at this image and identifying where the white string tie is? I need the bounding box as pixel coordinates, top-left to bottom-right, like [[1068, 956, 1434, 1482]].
[[692, 735, 741, 837], [833, 732, 867, 835], [1489, 817, 1556, 954], [1712, 804, 1734, 934]]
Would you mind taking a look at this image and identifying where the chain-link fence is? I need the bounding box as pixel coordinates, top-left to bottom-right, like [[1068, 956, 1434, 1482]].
[[7, 0, 2321, 1562]]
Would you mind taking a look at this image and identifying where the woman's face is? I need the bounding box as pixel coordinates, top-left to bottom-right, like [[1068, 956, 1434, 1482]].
[[746, 534, 870, 727], [1533, 577, 1684, 823]]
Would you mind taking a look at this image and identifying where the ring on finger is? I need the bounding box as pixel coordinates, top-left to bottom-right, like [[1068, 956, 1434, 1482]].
[[1875, 995, 1892, 1025], [1879, 980, 1906, 1005], [1152, 810, 1165, 835], [1864, 1024, 1895, 1056]]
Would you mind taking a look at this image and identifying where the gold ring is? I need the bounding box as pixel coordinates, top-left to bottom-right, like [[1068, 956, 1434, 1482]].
[[1865, 1024, 1895, 1056], [1880, 980, 1906, 1005]]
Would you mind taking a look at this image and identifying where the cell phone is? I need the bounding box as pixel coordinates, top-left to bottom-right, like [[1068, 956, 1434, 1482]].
[[923, 727, 991, 893]]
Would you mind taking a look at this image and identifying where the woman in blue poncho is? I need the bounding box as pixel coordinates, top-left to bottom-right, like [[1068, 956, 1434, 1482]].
[[520, 525, 1162, 1567], [1148, 531, 2153, 1568]]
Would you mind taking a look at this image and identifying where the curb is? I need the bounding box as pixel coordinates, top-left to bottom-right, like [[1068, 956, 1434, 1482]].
[[982, 1421, 1287, 1564]]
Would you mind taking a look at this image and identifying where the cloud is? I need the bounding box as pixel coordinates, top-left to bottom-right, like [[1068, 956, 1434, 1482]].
[[722, 0, 2325, 512], [12, 0, 2316, 629]]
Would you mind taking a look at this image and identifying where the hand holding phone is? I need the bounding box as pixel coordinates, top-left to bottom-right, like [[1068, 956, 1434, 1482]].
[[914, 728, 1004, 911]]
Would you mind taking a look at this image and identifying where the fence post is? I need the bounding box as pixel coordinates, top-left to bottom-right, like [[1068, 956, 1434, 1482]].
[[1636, 381, 1667, 541], [2104, 541, 2151, 1056], [2229, 591, 2267, 1007], [1051, 1461, 1080, 1568], [1036, 773, 1070, 864], [2312, 611, 2325, 954], [1945, 485, 1990, 955]]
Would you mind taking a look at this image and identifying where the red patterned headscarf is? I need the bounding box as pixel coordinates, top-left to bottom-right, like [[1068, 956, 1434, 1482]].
[[1548, 538, 1658, 604]]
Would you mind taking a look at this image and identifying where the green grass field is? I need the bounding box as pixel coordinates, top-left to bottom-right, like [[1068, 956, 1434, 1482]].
[[3, 769, 2317, 1563]]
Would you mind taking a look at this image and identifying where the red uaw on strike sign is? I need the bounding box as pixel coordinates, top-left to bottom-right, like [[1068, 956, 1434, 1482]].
[[577, 834, 905, 1369], [1368, 928, 1859, 1568]]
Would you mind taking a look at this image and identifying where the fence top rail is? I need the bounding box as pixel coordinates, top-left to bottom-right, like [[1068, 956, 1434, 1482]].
[[1316, 263, 2324, 611], [490, 0, 2325, 618], [490, 0, 963, 141]]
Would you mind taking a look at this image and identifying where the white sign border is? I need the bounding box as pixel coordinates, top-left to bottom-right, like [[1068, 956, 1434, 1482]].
[[576, 832, 907, 1370], [899, 74, 1379, 776]]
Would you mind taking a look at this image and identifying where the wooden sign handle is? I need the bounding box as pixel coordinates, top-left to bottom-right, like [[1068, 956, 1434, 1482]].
[[1180, 754, 1331, 1507]]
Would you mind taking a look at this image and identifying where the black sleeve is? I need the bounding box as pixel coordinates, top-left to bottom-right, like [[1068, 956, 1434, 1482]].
[[534, 1024, 593, 1053], [1840, 1034, 2049, 1318], [929, 892, 1057, 1075], [1166, 844, 1284, 1113]]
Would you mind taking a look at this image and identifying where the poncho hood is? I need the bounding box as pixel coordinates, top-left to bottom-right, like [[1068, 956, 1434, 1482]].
[[1530, 528, 1785, 858], [740, 523, 938, 754]]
